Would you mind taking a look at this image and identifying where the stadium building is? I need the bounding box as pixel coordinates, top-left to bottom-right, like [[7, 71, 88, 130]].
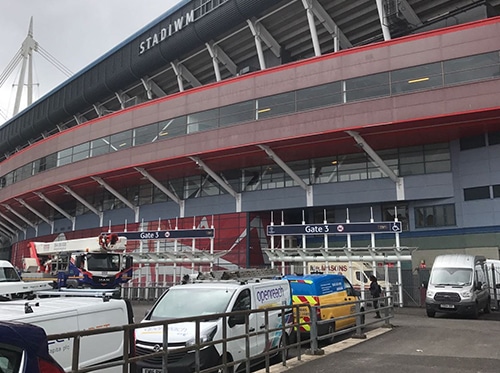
[[1, 0, 500, 288]]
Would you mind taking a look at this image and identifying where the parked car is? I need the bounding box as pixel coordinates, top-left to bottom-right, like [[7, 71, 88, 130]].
[[0, 320, 65, 373]]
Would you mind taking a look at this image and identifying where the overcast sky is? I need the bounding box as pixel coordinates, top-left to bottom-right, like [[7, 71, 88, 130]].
[[0, 0, 181, 123]]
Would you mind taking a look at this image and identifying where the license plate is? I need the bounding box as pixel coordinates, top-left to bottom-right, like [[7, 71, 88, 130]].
[[142, 369, 162, 373], [440, 304, 455, 309]]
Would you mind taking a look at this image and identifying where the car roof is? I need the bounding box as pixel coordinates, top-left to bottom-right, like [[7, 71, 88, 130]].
[[0, 321, 50, 358]]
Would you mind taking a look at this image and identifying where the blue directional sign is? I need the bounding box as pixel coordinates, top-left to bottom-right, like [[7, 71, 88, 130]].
[[266, 222, 402, 236], [106, 229, 215, 240]]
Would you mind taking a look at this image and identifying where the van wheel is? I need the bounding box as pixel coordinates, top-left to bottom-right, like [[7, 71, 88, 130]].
[[426, 309, 435, 318]]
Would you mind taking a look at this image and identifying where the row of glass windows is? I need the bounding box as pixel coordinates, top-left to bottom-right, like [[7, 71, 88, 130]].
[[414, 204, 456, 228], [459, 131, 500, 151], [464, 185, 500, 201], [1, 50, 498, 189]]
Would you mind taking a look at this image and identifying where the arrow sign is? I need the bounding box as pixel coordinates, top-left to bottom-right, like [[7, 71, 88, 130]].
[[105, 229, 215, 240], [266, 222, 402, 236]]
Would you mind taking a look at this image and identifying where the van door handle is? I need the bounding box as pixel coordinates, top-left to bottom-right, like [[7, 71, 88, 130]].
[[260, 324, 266, 329], [249, 327, 255, 332]]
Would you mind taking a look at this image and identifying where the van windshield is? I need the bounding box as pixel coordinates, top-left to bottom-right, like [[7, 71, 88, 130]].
[[0, 267, 21, 282], [430, 268, 472, 286], [149, 287, 236, 320]]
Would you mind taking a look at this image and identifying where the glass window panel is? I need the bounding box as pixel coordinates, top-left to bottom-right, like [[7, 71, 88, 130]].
[[296, 82, 342, 111], [261, 165, 285, 189], [488, 131, 500, 146], [91, 137, 111, 157], [184, 175, 202, 199], [187, 109, 218, 134], [399, 146, 424, 164], [4, 172, 14, 186], [242, 167, 262, 191], [391, 62, 442, 94], [443, 204, 456, 226], [345, 72, 389, 102], [219, 101, 255, 126], [134, 123, 159, 146], [165, 179, 183, 202], [72, 142, 90, 162], [17, 163, 33, 181], [464, 186, 490, 201], [415, 205, 455, 228], [138, 184, 153, 205], [444, 52, 500, 85], [311, 158, 338, 184], [220, 169, 243, 193], [400, 163, 425, 176], [157, 117, 187, 140], [57, 148, 72, 166], [110, 130, 132, 151], [337, 153, 368, 182], [202, 176, 222, 196], [460, 135, 486, 150], [33, 153, 56, 174], [425, 160, 450, 173], [257, 92, 296, 119], [493, 185, 500, 198]]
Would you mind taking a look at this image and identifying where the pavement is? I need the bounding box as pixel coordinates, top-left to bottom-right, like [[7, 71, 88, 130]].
[[256, 306, 500, 373]]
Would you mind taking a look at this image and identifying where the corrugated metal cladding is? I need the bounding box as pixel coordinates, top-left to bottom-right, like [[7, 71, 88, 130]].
[[0, 0, 282, 155]]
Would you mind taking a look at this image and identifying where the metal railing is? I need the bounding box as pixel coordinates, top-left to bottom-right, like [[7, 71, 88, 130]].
[[47, 295, 394, 373]]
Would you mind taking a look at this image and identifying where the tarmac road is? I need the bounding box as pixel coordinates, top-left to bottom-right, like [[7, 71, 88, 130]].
[[131, 302, 500, 373], [264, 307, 500, 373]]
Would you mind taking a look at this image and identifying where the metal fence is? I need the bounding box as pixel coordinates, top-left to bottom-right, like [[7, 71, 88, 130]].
[[47, 295, 394, 373]]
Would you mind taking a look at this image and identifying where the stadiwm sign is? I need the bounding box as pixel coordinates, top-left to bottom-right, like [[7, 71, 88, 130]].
[[138, 9, 195, 55]]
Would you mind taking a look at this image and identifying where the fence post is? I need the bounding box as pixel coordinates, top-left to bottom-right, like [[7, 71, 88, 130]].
[[305, 305, 324, 356], [352, 301, 366, 339], [383, 295, 393, 328]]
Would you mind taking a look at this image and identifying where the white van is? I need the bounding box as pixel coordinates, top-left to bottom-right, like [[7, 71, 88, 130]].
[[0, 289, 134, 372], [425, 254, 490, 318], [485, 259, 500, 309], [0, 260, 52, 299], [135, 270, 292, 373]]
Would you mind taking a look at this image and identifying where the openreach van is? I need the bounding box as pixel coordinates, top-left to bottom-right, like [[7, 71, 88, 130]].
[[135, 269, 292, 373], [0, 285, 134, 372], [425, 254, 490, 318]]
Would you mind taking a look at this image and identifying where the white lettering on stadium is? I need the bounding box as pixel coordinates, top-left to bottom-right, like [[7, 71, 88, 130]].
[[139, 10, 195, 55]]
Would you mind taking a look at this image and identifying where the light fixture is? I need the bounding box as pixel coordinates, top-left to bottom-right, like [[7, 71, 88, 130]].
[[408, 77, 429, 84], [257, 108, 271, 113]]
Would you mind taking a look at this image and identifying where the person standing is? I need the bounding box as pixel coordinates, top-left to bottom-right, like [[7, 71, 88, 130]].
[[369, 275, 382, 318]]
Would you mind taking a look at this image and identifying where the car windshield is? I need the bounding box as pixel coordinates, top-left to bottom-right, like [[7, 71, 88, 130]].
[[430, 268, 472, 286], [149, 287, 236, 320]]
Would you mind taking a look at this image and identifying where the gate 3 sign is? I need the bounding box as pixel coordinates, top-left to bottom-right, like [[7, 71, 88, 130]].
[[266, 222, 402, 236]]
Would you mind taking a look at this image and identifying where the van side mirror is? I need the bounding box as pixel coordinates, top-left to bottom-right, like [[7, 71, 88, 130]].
[[476, 281, 482, 290], [125, 256, 133, 268], [228, 314, 246, 328]]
